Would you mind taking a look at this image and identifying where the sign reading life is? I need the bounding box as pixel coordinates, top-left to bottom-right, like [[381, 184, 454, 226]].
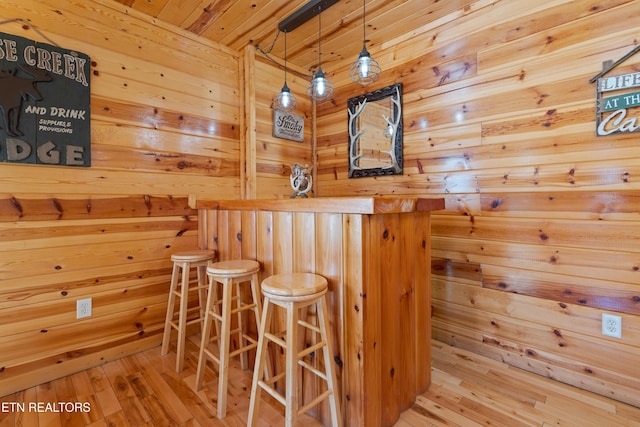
[[596, 71, 640, 136], [0, 32, 91, 166]]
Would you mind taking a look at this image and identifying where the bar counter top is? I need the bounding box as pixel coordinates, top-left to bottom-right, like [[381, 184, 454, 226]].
[[190, 195, 445, 214]]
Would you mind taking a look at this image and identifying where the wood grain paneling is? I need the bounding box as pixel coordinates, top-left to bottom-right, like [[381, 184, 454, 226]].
[[0, 0, 240, 396], [0, 194, 201, 396], [315, 0, 640, 409], [248, 53, 313, 199], [1, 0, 242, 200]]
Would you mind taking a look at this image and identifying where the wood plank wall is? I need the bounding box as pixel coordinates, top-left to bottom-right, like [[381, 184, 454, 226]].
[[247, 48, 313, 199], [315, 0, 640, 406], [0, 0, 240, 395]]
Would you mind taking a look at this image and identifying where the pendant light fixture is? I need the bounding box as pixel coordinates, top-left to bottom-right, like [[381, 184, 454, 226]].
[[307, 10, 333, 102], [349, 0, 381, 85], [274, 30, 297, 111]]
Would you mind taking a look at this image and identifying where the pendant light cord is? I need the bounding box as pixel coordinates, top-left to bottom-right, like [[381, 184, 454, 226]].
[[363, 0, 366, 43], [284, 30, 288, 83], [255, 30, 312, 79], [317, 11, 322, 68]]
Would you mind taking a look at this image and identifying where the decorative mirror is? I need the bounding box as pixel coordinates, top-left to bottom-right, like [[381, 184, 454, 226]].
[[348, 82, 403, 178]]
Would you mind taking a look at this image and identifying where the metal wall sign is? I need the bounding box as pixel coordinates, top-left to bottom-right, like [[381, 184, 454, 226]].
[[273, 109, 304, 142], [0, 32, 91, 166], [590, 45, 640, 137], [595, 71, 640, 136]]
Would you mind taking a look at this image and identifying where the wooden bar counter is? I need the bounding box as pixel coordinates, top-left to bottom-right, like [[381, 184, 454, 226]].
[[191, 196, 445, 427]]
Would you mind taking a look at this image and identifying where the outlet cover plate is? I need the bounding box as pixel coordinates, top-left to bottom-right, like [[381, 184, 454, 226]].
[[602, 313, 622, 338], [77, 298, 92, 319]]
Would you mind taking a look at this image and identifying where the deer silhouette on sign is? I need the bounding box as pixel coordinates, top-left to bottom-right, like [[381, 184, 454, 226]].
[[0, 63, 52, 136]]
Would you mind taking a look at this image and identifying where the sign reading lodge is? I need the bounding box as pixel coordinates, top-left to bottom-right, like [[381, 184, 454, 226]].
[[0, 32, 91, 166]]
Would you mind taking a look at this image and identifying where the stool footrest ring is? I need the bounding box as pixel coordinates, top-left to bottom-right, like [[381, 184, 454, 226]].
[[298, 359, 328, 381], [298, 389, 333, 416], [298, 319, 320, 333], [264, 332, 286, 348], [257, 380, 286, 406]]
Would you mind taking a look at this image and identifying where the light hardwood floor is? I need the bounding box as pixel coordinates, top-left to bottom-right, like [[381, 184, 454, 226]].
[[1, 338, 639, 426]]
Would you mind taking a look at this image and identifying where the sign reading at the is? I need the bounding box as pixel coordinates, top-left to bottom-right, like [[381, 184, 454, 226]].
[[0, 32, 91, 166], [595, 71, 640, 136], [273, 109, 304, 142]]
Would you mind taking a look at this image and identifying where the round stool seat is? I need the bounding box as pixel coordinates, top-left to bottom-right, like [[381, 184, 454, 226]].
[[207, 259, 260, 276], [261, 273, 328, 301], [171, 250, 215, 263]]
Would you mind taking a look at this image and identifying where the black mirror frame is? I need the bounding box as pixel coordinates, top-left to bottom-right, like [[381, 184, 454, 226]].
[[347, 82, 403, 178]]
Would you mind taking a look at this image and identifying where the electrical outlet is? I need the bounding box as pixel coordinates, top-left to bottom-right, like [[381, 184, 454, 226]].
[[77, 298, 92, 319], [602, 313, 622, 338]]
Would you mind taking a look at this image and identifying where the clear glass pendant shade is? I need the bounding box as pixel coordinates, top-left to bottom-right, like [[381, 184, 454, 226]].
[[274, 82, 297, 111], [350, 0, 381, 85], [350, 44, 381, 85], [307, 67, 333, 102]]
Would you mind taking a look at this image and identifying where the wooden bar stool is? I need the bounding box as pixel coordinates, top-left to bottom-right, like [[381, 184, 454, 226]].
[[248, 273, 341, 427], [161, 250, 216, 373], [195, 259, 263, 419]]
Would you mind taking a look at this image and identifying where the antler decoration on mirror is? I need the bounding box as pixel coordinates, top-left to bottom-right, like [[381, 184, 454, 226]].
[[348, 98, 368, 173], [348, 83, 403, 178]]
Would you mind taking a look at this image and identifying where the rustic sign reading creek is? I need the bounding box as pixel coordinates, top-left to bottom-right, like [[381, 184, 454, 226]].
[[0, 32, 91, 166]]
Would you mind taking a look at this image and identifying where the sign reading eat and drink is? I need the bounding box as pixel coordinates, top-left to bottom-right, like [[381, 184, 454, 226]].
[[0, 32, 91, 166], [595, 71, 640, 136]]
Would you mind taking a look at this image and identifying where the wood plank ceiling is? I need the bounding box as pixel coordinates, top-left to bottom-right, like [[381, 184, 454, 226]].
[[112, 0, 436, 75]]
